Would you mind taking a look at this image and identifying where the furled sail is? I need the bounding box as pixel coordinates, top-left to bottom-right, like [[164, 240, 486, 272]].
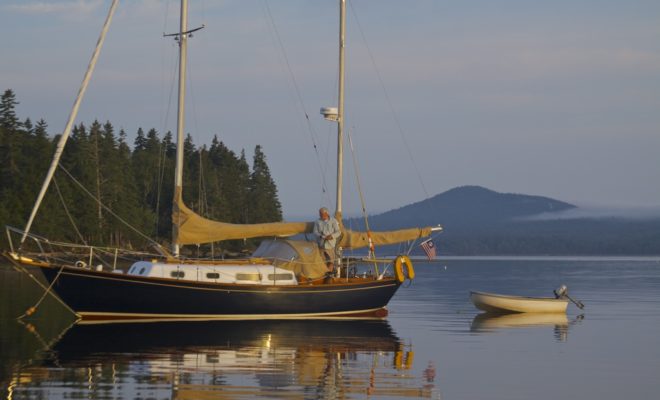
[[339, 227, 432, 249], [335, 213, 433, 250], [173, 188, 313, 245], [173, 191, 433, 247]]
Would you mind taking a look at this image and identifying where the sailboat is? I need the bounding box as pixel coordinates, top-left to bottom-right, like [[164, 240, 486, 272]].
[[3, 0, 440, 323]]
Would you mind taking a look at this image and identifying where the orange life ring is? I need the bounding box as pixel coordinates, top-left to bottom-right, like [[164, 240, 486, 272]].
[[394, 255, 415, 283], [394, 350, 414, 370]]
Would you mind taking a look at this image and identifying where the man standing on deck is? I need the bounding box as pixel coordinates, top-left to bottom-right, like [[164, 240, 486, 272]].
[[313, 207, 341, 274]]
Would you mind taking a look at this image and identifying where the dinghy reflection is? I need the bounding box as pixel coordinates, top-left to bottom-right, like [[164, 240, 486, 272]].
[[17, 319, 434, 399], [471, 312, 584, 342]]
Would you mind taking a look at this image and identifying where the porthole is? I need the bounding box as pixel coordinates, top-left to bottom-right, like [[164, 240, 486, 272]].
[[170, 270, 185, 278], [268, 273, 293, 281], [236, 273, 261, 281]]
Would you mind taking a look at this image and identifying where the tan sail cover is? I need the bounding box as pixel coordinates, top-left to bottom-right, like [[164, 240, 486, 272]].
[[173, 188, 313, 245], [173, 189, 433, 247], [339, 227, 432, 249], [335, 211, 432, 249]]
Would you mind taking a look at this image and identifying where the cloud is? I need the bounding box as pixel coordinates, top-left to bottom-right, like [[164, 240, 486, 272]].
[[5, 0, 103, 17], [523, 206, 660, 221]]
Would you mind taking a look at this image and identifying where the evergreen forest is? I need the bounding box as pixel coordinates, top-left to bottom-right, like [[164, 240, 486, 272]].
[[0, 89, 283, 254]]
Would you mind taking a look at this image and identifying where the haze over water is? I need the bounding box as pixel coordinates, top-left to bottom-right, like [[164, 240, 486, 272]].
[[2, 257, 659, 399]]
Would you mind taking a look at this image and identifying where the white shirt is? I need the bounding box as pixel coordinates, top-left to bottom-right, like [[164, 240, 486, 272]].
[[313, 217, 341, 250]]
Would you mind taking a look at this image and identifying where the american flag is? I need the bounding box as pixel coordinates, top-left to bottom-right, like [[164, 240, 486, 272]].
[[420, 239, 436, 260]]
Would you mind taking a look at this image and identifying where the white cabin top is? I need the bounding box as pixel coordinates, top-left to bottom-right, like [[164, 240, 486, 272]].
[[128, 261, 298, 285]]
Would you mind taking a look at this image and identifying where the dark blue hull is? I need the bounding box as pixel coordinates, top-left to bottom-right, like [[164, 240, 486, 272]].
[[38, 264, 400, 322]]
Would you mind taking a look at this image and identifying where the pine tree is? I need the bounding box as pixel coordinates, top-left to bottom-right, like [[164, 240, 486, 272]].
[[0, 89, 21, 190], [248, 145, 282, 223], [23, 118, 33, 134], [156, 132, 175, 240], [182, 134, 198, 209], [65, 123, 98, 242], [0, 90, 44, 240], [237, 150, 251, 223], [0, 89, 20, 131], [100, 123, 150, 246], [0, 90, 22, 237], [34, 119, 48, 140], [208, 136, 239, 222], [132, 128, 164, 238], [134, 127, 147, 151], [89, 120, 104, 235], [21, 118, 54, 233]]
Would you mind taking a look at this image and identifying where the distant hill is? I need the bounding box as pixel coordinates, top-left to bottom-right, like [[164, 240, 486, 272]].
[[347, 186, 660, 256], [357, 185, 576, 231]]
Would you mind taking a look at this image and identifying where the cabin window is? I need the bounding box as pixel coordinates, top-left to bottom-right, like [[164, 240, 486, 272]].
[[236, 273, 261, 281], [268, 273, 293, 281], [206, 272, 220, 279], [139, 267, 145, 275], [170, 270, 185, 278]]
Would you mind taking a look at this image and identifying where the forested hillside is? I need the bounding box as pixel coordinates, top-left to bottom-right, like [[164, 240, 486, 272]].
[[0, 89, 282, 252]]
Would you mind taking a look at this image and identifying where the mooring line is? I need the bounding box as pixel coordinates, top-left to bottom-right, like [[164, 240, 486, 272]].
[[3, 254, 79, 319]]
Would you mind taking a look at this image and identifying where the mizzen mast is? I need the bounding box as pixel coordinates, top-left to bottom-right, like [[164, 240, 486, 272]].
[[336, 0, 347, 218], [321, 0, 347, 218]]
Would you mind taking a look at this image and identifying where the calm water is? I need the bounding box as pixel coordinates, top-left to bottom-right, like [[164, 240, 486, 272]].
[[2, 258, 660, 399]]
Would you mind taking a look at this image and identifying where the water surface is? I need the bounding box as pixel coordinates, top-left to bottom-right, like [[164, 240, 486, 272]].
[[2, 258, 660, 399]]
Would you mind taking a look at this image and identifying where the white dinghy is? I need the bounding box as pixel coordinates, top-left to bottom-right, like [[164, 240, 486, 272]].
[[470, 291, 569, 313], [470, 285, 584, 314]]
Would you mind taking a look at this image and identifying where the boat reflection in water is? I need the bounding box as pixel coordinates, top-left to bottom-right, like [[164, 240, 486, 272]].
[[10, 319, 435, 399], [470, 312, 584, 342]]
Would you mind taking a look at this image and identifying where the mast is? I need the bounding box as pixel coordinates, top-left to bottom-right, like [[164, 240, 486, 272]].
[[336, 0, 346, 217], [172, 0, 189, 257], [320, 0, 346, 217], [166, 1, 204, 257]]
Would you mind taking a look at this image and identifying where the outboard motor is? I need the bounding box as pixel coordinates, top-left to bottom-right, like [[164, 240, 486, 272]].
[[554, 284, 568, 299], [554, 284, 585, 309]]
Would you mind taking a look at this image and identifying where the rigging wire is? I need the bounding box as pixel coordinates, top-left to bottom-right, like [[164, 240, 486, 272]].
[[348, 1, 432, 202], [183, 7, 213, 219], [57, 165, 165, 250], [261, 0, 330, 203], [156, 6, 180, 239], [9, 258, 78, 319], [323, 64, 340, 209], [162, 0, 172, 35], [198, 148, 209, 216], [55, 173, 116, 268], [53, 175, 87, 246], [349, 2, 442, 253], [348, 2, 444, 254], [347, 127, 376, 258], [186, 42, 201, 152], [155, 137, 165, 236]]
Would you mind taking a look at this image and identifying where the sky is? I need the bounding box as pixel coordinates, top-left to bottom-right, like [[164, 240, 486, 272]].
[[2, 0, 660, 218]]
